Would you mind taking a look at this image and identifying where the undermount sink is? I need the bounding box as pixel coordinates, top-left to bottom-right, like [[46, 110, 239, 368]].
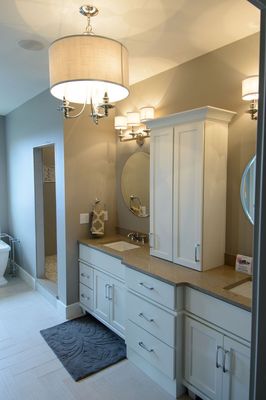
[[225, 278, 252, 299], [104, 241, 140, 252]]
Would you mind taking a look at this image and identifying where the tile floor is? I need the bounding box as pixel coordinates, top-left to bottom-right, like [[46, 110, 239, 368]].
[[0, 276, 191, 400]]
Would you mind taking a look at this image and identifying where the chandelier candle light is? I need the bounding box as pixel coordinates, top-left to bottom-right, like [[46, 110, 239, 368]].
[[115, 107, 155, 146], [49, 5, 129, 124]]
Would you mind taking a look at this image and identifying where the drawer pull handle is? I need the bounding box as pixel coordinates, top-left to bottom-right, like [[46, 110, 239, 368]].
[[216, 346, 223, 369], [81, 273, 90, 278], [81, 293, 90, 300], [139, 312, 154, 323], [139, 282, 154, 290], [105, 284, 108, 299], [138, 341, 154, 353], [223, 350, 230, 373]]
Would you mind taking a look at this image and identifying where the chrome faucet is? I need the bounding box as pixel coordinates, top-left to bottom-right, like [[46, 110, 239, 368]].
[[127, 232, 147, 245]]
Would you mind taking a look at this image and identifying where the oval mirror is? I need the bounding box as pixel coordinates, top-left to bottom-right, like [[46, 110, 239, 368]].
[[121, 152, 149, 217], [240, 156, 256, 225]]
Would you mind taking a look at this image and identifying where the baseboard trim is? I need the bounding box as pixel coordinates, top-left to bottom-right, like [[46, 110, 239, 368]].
[[17, 265, 36, 289], [57, 300, 83, 320]]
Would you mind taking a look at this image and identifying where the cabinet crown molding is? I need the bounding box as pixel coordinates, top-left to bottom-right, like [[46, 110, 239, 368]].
[[147, 106, 236, 130]]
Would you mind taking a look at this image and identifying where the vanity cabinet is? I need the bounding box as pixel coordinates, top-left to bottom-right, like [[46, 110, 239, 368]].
[[79, 244, 126, 338], [94, 269, 125, 336], [125, 267, 184, 397], [148, 106, 235, 270], [183, 288, 251, 400]]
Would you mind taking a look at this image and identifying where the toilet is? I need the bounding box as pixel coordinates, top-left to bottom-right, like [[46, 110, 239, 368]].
[[0, 240, 10, 286]]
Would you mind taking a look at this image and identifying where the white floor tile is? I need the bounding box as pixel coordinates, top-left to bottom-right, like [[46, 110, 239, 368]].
[[0, 277, 191, 400]]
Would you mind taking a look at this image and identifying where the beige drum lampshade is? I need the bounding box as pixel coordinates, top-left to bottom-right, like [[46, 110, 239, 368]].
[[49, 34, 129, 104]]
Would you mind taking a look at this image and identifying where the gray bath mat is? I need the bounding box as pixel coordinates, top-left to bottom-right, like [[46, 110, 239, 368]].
[[40, 314, 126, 381]]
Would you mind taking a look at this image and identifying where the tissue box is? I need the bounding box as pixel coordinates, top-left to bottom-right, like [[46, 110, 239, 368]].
[[235, 254, 253, 275]]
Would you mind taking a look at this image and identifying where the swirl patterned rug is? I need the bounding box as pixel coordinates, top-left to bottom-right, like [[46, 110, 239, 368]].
[[40, 314, 126, 381]]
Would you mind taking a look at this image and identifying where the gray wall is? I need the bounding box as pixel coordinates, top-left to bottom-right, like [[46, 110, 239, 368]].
[[0, 116, 8, 233], [5, 90, 67, 304], [116, 33, 259, 257]]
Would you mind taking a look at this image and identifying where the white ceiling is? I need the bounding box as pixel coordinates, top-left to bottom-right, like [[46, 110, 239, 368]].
[[0, 0, 260, 115]]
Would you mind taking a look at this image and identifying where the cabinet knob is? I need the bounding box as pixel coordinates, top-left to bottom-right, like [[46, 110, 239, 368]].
[[81, 273, 85, 277]]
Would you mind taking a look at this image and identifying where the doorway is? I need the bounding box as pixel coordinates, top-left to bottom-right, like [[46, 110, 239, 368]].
[[34, 144, 58, 296]]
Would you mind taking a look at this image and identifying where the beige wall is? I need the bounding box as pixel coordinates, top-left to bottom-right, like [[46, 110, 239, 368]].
[[64, 110, 117, 304], [116, 33, 259, 257]]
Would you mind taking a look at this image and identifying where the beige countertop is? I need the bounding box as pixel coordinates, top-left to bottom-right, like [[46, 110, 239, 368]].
[[79, 235, 252, 312]]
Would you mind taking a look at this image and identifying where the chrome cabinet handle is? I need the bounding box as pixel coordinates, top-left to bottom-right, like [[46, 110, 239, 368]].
[[138, 341, 154, 353], [108, 284, 113, 300], [105, 284, 108, 299], [139, 282, 154, 290], [81, 293, 90, 300], [223, 350, 230, 373], [194, 244, 200, 262], [216, 346, 223, 369], [139, 312, 154, 323]]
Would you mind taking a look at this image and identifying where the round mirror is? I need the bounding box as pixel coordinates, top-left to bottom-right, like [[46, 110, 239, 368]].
[[240, 156, 256, 225], [121, 152, 149, 217]]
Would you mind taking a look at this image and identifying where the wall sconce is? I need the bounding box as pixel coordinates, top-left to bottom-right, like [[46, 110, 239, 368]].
[[242, 75, 259, 120], [115, 107, 155, 146]]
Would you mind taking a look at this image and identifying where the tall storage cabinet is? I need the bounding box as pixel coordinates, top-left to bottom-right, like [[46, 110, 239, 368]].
[[149, 107, 235, 271]]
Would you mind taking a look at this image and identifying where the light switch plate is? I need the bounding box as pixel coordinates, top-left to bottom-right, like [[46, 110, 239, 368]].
[[103, 211, 108, 221], [80, 213, 89, 224]]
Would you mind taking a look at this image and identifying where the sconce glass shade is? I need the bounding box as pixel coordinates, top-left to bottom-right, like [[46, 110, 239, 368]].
[[242, 76, 259, 101], [115, 116, 127, 130], [49, 35, 129, 104], [140, 107, 155, 122], [127, 112, 140, 126]]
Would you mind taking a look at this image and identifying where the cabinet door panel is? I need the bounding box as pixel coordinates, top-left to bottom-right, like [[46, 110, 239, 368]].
[[222, 337, 250, 400], [173, 122, 204, 270], [109, 277, 126, 336], [150, 127, 173, 261], [184, 317, 223, 400], [93, 270, 109, 323]]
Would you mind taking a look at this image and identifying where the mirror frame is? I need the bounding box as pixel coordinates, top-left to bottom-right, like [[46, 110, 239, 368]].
[[240, 155, 256, 225]]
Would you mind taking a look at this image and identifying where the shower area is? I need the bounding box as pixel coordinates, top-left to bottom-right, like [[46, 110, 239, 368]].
[[34, 144, 57, 295]]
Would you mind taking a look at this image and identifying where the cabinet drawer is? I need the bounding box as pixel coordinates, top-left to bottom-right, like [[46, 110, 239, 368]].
[[80, 283, 93, 311], [126, 268, 175, 310], [185, 287, 251, 342], [79, 262, 93, 289], [127, 291, 175, 347], [79, 245, 125, 281], [126, 320, 175, 379]]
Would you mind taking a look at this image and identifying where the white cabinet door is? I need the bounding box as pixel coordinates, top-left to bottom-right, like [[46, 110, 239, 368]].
[[173, 122, 204, 270], [93, 270, 110, 323], [184, 317, 223, 400], [109, 277, 126, 336], [222, 337, 250, 400], [150, 127, 173, 261]]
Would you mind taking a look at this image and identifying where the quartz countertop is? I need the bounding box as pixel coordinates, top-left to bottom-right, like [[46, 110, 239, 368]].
[[79, 235, 252, 312]]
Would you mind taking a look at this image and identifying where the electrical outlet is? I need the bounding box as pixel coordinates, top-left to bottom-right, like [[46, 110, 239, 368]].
[[80, 213, 89, 224]]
